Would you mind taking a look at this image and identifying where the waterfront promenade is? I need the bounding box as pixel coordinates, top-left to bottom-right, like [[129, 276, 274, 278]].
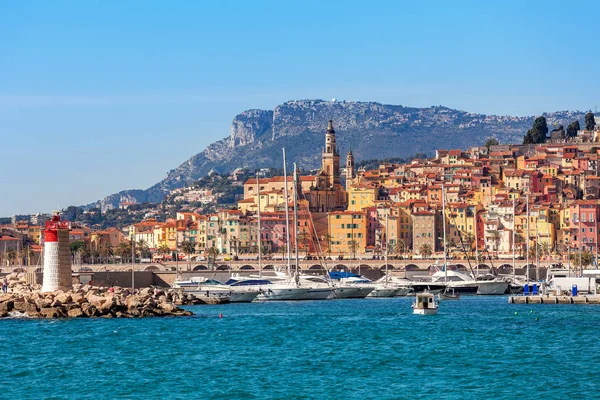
[[1, 258, 548, 274]]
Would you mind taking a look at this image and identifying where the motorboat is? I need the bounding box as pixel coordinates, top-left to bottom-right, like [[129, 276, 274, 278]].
[[328, 272, 375, 298], [226, 276, 308, 301], [431, 269, 507, 295], [297, 275, 336, 300], [375, 275, 413, 297], [437, 287, 460, 300], [173, 277, 232, 302], [474, 274, 509, 295], [174, 277, 259, 303], [367, 284, 400, 298], [412, 292, 438, 315]]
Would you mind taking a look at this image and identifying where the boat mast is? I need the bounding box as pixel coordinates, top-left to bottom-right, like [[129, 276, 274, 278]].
[[526, 195, 530, 282], [475, 209, 479, 277], [293, 163, 300, 285], [385, 209, 389, 284], [512, 197, 516, 282], [257, 173, 262, 279], [282, 148, 292, 276], [442, 183, 447, 283]]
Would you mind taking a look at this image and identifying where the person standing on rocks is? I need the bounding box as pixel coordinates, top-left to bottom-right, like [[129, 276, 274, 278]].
[[2, 276, 8, 293]]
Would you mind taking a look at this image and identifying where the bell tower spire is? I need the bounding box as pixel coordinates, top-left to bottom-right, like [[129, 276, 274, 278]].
[[322, 120, 340, 187]]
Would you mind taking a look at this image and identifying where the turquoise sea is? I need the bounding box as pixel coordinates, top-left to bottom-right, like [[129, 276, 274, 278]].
[[2, 296, 599, 399]]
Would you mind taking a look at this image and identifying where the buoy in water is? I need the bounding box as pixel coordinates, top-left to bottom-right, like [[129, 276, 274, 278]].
[[514, 311, 518, 315], [219, 313, 223, 318]]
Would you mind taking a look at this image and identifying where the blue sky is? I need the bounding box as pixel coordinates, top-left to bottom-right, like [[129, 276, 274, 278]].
[[1, 0, 599, 216]]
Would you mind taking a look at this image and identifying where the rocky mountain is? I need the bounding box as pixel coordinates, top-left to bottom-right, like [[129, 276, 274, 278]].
[[88, 99, 586, 211]]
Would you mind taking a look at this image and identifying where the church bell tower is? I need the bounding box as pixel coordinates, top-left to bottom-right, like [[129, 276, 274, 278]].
[[322, 120, 340, 187]]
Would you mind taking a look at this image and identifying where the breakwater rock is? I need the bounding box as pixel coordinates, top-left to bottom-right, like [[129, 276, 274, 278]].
[[0, 280, 194, 319]]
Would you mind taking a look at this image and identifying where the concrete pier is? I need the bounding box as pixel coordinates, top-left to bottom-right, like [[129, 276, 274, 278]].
[[509, 294, 600, 304]]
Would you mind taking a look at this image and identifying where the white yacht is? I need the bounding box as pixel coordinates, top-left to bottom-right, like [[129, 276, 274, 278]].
[[431, 269, 507, 295], [173, 277, 259, 303], [375, 275, 413, 297], [226, 275, 309, 301], [328, 272, 375, 298], [268, 271, 335, 300]]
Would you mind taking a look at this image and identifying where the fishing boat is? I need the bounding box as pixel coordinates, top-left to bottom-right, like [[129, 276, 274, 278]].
[[437, 287, 460, 300], [412, 292, 438, 315]]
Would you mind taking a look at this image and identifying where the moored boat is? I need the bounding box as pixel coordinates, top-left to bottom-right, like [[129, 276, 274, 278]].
[[412, 292, 438, 315]]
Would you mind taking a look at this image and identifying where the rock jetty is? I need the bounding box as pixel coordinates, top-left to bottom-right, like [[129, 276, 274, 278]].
[[0, 274, 196, 319]]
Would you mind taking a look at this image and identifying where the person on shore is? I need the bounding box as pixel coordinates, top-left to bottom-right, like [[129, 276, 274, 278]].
[[2, 276, 8, 293]]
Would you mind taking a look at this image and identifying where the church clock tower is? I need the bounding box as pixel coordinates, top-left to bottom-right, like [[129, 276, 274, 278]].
[[322, 120, 340, 188]]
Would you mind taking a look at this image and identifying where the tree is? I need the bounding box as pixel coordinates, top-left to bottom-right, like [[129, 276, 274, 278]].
[[489, 230, 501, 253], [157, 244, 170, 258], [570, 250, 593, 270], [585, 112, 596, 131], [523, 116, 549, 144], [99, 242, 113, 264], [419, 243, 433, 258], [348, 239, 358, 260], [6, 249, 17, 266], [484, 138, 499, 150], [323, 234, 333, 259], [298, 230, 311, 257], [206, 246, 219, 269], [181, 241, 196, 271], [566, 120, 580, 140]]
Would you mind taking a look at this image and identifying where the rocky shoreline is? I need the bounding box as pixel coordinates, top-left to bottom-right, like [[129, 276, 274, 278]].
[[0, 274, 198, 319]]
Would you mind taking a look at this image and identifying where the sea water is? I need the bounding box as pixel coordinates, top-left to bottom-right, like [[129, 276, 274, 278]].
[[1, 296, 599, 399]]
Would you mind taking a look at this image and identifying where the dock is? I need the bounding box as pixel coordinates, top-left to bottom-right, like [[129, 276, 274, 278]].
[[509, 294, 600, 304]]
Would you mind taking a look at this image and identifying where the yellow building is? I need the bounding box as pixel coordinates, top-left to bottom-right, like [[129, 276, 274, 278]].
[[327, 211, 367, 256], [348, 184, 379, 211]]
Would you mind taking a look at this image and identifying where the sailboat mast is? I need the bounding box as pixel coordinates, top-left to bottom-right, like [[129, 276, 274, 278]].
[[526, 195, 530, 282], [512, 197, 516, 282], [475, 209, 479, 276], [282, 148, 292, 276], [385, 209, 389, 283], [293, 163, 300, 284], [442, 184, 447, 283], [257, 173, 262, 279]]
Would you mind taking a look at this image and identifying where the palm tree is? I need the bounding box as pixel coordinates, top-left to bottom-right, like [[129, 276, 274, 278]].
[[6, 249, 17, 266], [490, 230, 501, 253], [99, 242, 113, 264], [206, 246, 219, 270], [323, 234, 333, 259], [419, 243, 433, 258], [514, 233, 525, 258], [349, 239, 358, 260], [298, 230, 310, 257], [570, 250, 593, 270], [117, 242, 130, 263], [230, 236, 239, 259], [181, 241, 196, 271]]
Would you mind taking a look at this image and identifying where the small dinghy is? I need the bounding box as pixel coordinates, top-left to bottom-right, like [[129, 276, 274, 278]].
[[437, 287, 460, 300]]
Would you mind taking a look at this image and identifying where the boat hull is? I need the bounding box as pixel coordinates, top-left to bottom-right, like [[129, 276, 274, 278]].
[[477, 281, 509, 295], [257, 287, 308, 301], [367, 287, 399, 298], [410, 283, 446, 294], [334, 286, 365, 299], [447, 283, 479, 294], [230, 291, 259, 303], [413, 307, 438, 315], [394, 287, 412, 297], [304, 288, 335, 300]]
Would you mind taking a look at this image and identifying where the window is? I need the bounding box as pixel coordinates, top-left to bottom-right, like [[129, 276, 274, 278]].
[[582, 228, 586, 233]]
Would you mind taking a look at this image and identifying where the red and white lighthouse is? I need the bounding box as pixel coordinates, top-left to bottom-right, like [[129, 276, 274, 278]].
[[41, 215, 72, 292]]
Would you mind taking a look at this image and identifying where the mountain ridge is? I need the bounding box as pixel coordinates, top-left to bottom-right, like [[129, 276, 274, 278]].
[[88, 99, 586, 211]]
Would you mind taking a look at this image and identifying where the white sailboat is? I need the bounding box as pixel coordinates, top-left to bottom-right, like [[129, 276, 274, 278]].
[[367, 210, 400, 298]]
